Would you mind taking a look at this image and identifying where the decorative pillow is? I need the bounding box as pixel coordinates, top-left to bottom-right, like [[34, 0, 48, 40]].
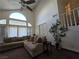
[[30, 36, 34, 42], [34, 35, 38, 41], [27, 38, 31, 41], [36, 37, 42, 43]]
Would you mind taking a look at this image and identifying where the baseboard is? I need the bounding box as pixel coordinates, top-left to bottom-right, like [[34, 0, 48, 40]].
[[51, 45, 79, 54], [62, 47, 79, 55]]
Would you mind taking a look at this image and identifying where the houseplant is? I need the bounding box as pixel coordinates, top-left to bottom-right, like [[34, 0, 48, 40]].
[[49, 20, 67, 50]]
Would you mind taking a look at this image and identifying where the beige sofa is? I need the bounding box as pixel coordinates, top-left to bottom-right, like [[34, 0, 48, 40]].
[[24, 41, 43, 57], [24, 36, 45, 57]]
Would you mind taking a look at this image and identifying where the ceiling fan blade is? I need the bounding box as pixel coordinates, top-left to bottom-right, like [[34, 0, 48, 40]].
[[26, 6, 33, 11], [21, 0, 35, 4], [25, 0, 35, 4]]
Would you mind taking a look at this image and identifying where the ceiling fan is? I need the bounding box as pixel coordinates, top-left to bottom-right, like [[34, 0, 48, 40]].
[[21, 0, 35, 4], [20, 0, 36, 11]]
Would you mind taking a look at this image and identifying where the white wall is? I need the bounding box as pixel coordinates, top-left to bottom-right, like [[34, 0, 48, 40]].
[[62, 26, 79, 52], [34, 0, 59, 45], [34, 0, 59, 25]]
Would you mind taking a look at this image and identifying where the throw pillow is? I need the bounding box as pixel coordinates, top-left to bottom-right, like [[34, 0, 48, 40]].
[[36, 37, 42, 43]]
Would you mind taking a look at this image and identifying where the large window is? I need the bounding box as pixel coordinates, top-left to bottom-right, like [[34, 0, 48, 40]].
[[28, 27, 32, 36], [7, 26, 28, 37], [28, 23, 32, 27], [10, 13, 26, 21], [9, 20, 26, 26], [8, 12, 32, 37], [18, 27, 27, 37], [8, 26, 17, 37], [0, 19, 6, 24], [0, 12, 32, 37]]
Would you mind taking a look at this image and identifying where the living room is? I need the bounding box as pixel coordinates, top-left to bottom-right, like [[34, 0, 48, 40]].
[[0, 0, 79, 59]]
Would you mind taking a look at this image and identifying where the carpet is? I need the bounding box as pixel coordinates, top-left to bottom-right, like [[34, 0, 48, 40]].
[[0, 47, 79, 59]]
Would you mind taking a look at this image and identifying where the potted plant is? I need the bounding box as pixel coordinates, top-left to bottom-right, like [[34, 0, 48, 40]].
[[49, 20, 67, 50]]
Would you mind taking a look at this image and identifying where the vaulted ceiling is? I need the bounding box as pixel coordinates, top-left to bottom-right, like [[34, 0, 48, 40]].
[[0, 0, 41, 10]]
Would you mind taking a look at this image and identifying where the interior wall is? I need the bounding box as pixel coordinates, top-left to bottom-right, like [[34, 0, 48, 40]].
[[57, 0, 79, 52], [34, 0, 59, 45], [62, 26, 79, 52], [0, 9, 35, 43], [34, 0, 59, 25]]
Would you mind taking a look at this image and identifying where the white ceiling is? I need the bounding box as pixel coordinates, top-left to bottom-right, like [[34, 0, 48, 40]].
[[0, 0, 40, 10]]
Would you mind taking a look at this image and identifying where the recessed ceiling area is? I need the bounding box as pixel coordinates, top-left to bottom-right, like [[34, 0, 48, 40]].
[[0, 0, 41, 10]]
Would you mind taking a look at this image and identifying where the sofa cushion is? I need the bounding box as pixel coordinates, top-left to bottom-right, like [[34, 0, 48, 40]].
[[24, 41, 39, 50], [24, 40, 43, 57]]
